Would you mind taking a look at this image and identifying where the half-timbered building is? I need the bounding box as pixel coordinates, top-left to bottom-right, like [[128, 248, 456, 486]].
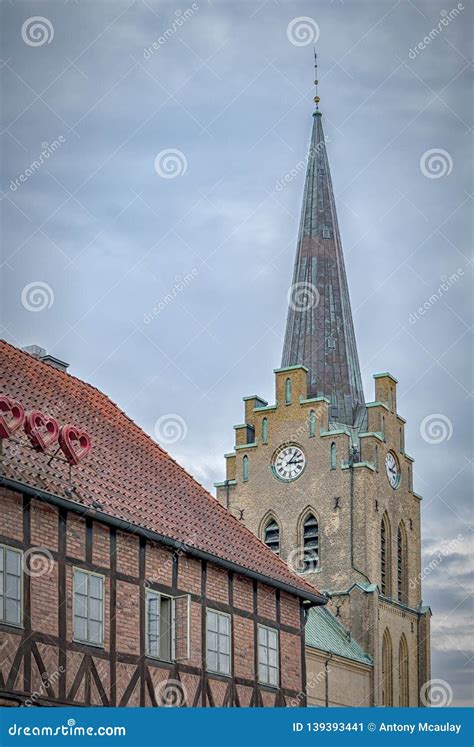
[[0, 341, 325, 707]]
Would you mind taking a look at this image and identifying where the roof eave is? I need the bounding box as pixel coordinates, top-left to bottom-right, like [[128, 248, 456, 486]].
[[0, 475, 327, 607]]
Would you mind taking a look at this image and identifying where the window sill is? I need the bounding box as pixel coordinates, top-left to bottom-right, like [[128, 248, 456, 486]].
[[206, 668, 232, 678], [73, 638, 104, 650], [0, 620, 23, 631], [258, 681, 280, 690]]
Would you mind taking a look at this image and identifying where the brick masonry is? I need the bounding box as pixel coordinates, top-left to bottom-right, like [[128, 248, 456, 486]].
[[216, 368, 431, 706], [0, 487, 308, 707]]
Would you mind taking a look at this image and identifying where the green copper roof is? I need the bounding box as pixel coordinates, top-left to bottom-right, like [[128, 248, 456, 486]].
[[305, 606, 372, 666]]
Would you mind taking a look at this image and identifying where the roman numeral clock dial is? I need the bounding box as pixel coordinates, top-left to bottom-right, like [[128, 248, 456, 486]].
[[272, 444, 306, 482], [385, 451, 401, 489]]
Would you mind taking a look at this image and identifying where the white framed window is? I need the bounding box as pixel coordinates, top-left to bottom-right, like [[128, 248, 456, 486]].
[[73, 568, 104, 646], [258, 625, 279, 687], [0, 545, 22, 627], [206, 609, 231, 675], [146, 590, 190, 661]]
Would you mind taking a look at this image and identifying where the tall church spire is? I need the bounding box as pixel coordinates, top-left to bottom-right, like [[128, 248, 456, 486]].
[[281, 56, 365, 426]]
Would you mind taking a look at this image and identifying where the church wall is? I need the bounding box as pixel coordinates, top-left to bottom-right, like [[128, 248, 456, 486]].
[[305, 649, 372, 707], [378, 602, 420, 707]]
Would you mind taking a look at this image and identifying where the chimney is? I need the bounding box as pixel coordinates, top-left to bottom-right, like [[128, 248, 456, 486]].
[[23, 345, 69, 373]]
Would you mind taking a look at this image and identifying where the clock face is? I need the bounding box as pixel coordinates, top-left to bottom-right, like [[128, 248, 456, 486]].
[[272, 444, 306, 482], [385, 451, 400, 489]]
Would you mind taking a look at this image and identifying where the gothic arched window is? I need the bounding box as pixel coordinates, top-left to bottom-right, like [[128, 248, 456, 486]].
[[264, 519, 280, 555], [309, 410, 316, 437], [382, 629, 393, 706], [330, 442, 337, 470], [303, 514, 319, 572], [262, 418, 268, 445], [285, 377, 292, 405], [242, 455, 249, 482], [375, 444, 379, 471], [397, 522, 408, 604], [399, 635, 409, 706], [381, 513, 392, 597]]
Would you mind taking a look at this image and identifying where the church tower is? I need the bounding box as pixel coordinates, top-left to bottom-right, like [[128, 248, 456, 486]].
[[215, 57, 431, 707]]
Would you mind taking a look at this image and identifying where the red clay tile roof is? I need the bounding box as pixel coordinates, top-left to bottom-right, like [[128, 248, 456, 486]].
[[0, 340, 324, 603]]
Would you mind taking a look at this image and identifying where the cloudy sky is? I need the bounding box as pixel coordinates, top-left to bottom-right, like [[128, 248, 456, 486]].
[[1, 0, 472, 705]]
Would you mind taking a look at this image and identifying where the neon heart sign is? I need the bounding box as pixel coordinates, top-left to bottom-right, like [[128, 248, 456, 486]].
[[0, 396, 25, 439], [0, 394, 92, 466], [24, 410, 60, 452], [58, 424, 92, 466]]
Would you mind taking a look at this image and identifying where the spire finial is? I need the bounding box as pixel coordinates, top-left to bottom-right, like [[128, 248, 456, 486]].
[[313, 48, 320, 112]]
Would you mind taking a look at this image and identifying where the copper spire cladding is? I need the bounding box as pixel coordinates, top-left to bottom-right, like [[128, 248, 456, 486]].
[[281, 58, 365, 426]]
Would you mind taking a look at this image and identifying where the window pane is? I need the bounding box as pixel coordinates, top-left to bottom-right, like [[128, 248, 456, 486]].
[[207, 611, 218, 632], [74, 570, 87, 594], [89, 575, 103, 599], [218, 614, 229, 635], [0, 551, 3, 571], [258, 627, 267, 646], [148, 635, 159, 657], [74, 616, 87, 641], [6, 598, 20, 625], [6, 575, 21, 601], [267, 630, 277, 649], [258, 647, 268, 666], [259, 663, 268, 683], [89, 620, 102, 644], [207, 631, 218, 652], [268, 648, 278, 667], [219, 653, 230, 674], [6, 550, 21, 575], [268, 666, 278, 686], [89, 597, 102, 622], [207, 650, 218, 672], [220, 633, 230, 654], [75, 595, 87, 617]]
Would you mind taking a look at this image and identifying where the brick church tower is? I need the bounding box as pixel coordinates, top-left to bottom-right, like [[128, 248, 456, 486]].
[[216, 60, 431, 707]]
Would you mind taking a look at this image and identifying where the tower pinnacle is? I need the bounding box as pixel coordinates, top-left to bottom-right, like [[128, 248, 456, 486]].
[[281, 59, 365, 426]]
